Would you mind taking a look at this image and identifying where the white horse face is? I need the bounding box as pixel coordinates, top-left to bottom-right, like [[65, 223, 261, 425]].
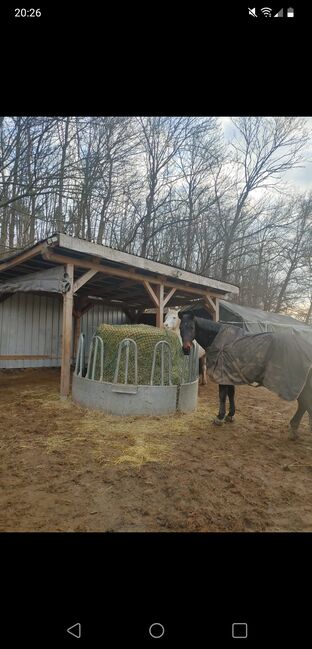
[[164, 309, 181, 330]]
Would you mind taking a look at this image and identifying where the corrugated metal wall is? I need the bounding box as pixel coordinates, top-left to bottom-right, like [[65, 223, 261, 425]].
[[81, 303, 128, 353], [0, 294, 127, 368]]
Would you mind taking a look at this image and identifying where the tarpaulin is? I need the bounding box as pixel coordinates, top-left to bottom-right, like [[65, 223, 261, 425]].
[[207, 325, 312, 401], [0, 265, 71, 294]]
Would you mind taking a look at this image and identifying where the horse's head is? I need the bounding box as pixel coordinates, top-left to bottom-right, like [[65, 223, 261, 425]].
[[179, 311, 196, 355], [164, 307, 180, 332]]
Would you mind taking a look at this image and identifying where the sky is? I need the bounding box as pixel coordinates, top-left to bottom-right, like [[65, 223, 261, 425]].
[[218, 116, 312, 192]]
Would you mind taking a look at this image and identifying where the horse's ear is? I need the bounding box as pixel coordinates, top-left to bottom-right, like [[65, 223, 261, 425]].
[[179, 310, 194, 319]]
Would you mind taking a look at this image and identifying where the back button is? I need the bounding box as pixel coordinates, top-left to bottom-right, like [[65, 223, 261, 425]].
[[66, 623, 81, 639]]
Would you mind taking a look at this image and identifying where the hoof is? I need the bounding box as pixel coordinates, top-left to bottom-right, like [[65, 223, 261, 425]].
[[289, 428, 299, 441], [225, 415, 235, 423], [213, 417, 224, 426]]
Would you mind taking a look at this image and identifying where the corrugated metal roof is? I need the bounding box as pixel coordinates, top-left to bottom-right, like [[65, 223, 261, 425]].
[[0, 232, 239, 296]]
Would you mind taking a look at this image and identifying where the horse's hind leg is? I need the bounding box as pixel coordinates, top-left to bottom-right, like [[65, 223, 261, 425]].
[[289, 396, 306, 440], [290, 370, 312, 439], [214, 385, 227, 425], [225, 385, 235, 422]]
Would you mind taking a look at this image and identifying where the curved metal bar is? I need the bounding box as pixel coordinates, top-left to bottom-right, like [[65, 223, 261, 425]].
[[86, 335, 105, 381], [86, 336, 95, 379], [150, 340, 172, 386], [97, 337, 104, 382], [91, 336, 99, 380], [113, 338, 138, 385], [189, 342, 199, 383], [180, 342, 199, 384], [75, 333, 85, 377]]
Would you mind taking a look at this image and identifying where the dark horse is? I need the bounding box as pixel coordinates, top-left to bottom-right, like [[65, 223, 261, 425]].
[[179, 313, 235, 424], [179, 311, 312, 439]]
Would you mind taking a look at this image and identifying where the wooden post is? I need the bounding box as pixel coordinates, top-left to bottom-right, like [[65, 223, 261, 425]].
[[60, 264, 74, 398], [203, 294, 219, 322], [214, 297, 219, 322], [155, 284, 164, 328]]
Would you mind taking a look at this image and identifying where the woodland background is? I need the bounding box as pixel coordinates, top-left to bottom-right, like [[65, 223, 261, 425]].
[[1, 116, 311, 321]]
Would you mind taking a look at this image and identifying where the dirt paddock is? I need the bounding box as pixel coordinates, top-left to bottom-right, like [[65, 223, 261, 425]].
[[1, 368, 312, 532]]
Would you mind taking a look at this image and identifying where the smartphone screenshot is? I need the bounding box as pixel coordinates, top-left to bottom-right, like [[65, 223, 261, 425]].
[[0, 4, 310, 645]]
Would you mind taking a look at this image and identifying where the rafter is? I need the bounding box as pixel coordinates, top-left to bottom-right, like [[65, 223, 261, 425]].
[[73, 269, 98, 292], [163, 287, 176, 307], [143, 280, 159, 306]]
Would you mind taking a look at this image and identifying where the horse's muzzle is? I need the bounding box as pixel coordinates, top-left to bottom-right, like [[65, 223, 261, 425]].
[[182, 342, 192, 355]]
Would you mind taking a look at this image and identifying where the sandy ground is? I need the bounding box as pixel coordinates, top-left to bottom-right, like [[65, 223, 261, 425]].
[[1, 368, 312, 532]]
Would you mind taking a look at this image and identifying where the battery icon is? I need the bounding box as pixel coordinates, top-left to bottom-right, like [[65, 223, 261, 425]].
[[287, 7, 294, 17]]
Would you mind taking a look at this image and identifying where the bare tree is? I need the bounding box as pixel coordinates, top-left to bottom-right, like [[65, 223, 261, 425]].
[[220, 116, 309, 280]]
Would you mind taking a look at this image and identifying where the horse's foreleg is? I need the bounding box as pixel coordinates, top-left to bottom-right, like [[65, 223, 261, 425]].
[[199, 356, 207, 385], [225, 385, 235, 422], [214, 385, 227, 425]]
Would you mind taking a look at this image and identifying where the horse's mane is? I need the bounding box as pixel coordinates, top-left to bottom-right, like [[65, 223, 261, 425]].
[[194, 317, 222, 332]]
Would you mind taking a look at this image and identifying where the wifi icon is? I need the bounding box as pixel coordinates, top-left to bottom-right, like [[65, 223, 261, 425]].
[[261, 7, 272, 16]]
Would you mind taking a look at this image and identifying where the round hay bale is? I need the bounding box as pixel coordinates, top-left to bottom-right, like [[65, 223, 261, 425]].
[[94, 323, 185, 385]]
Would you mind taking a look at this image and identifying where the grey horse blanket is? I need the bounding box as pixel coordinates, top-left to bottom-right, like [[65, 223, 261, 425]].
[[206, 325, 312, 401]]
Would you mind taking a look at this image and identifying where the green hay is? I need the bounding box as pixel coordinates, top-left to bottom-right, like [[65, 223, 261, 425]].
[[93, 324, 189, 385]]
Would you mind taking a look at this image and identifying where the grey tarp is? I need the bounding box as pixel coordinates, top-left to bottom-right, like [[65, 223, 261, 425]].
[[206, 325, 312, 401], [182, 299, 312, 334], [219, 300, 311, 334], [0, 265, 71, 294]]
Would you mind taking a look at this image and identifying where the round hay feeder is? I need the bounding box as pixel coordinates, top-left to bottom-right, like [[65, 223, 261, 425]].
[[72, 324, 198, 416]]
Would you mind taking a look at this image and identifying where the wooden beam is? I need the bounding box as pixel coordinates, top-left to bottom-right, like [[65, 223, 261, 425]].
[[43, 248, 159, 286], [155, 284, 164, 328], [214, 297, 220, 322], [73, 296, 95, 318], [143, 280, 159, 307], [205, 296, 220, 322], [163, 287, 176, 307], [0, 241, 48, 272], [79, 301, 95, 317], [60, 264, 74, 399], [0, 354, 61, 360], [204, 294, 217, 313], [73, 269, 98, 292], [42, 249, 230, 301]]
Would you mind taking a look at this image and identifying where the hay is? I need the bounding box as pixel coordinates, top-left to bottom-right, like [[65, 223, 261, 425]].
[[94, 323, 186, 385], [111, 436, 170, 467], [44, 435, 73, 453], [0, 368, 206, 468]]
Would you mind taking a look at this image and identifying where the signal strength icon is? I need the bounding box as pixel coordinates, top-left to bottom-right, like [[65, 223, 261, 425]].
[[261, 7, 272, 17], [274, 8, 284, 17]]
